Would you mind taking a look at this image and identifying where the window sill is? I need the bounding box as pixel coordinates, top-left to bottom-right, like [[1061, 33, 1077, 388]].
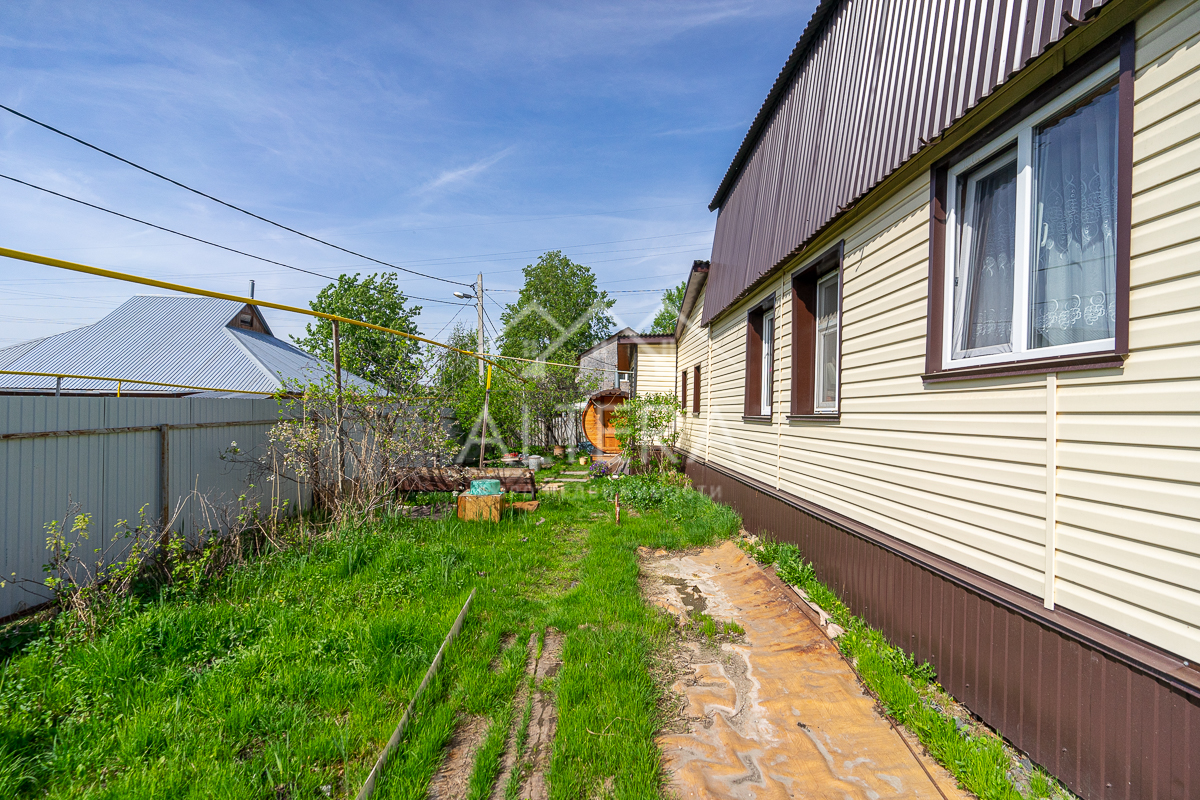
[[787, 413, 840, 421], [741, 414, 773, 423], [923, 352, 1125, 383]]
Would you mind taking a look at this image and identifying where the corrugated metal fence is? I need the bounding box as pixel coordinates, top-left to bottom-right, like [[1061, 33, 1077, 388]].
[[0, 395, 306, 620]]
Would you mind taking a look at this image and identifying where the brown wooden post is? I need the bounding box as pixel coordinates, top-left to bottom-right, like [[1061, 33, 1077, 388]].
[[333, 319, 344, 502], [478, 363, 491, 468]]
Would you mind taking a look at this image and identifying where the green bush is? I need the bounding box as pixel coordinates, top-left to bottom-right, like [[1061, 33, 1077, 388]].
[[597, 474, 740, 542]]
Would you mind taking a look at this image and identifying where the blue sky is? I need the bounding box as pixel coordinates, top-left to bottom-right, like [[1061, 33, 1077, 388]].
[[0, 1, 815, 349]]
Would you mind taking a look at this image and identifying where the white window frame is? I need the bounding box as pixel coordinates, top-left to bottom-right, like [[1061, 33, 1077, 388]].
[[760, 311, 774, 417], [942, 59, 1119, 370], [815, 270, 839, 412]]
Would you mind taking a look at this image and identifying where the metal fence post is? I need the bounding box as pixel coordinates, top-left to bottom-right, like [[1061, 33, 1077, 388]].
[[160, 424, 170, 534]]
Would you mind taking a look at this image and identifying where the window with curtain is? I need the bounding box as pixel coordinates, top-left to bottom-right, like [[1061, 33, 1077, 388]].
[[790, 243, 843, 416], [744, 299, 775, 418], [944, 66, 1119, 369], [761, 311, 774, 417], [1031, 85, 1119, 349], [953, 155, 1018, 359], [815, 271, 839, 410]]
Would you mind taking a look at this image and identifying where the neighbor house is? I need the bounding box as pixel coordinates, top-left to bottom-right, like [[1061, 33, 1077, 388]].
[[675, 0, 1199, 796], [0, 295, 370, 396], [578, 327, 676, 453]]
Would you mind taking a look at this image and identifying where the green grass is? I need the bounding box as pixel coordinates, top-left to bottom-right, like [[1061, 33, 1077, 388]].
[[740, 537, 1072, 800], [0, 477, 740, 799]]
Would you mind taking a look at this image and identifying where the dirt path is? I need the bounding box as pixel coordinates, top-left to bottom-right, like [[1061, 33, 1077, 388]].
[[519, 630, 564, 800], [643, 541, 969, 800], [427, 714, 489, 799]]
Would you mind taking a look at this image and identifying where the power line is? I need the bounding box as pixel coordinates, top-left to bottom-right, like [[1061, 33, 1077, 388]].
[[433, 304, 468, 340], [482, 304, 502, 341], [0, 102, 473, 287], [359, 240, 713, 274], [0, 173, 475, 308], [321, 202, 707, 237], [486, 287, 673, 294], [371, 230, 713, 267], [0, 172, 337, 281], [0, 245, 527, 380]]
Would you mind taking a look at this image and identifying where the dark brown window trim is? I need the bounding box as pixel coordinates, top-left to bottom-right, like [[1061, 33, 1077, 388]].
[[924, 26, 1133, 381], [692, 364, 701, 414], [679, 450, 1200, 699], [791, 241, 844, 416], [741, 414, 773, 423], [922, 353, 1125, 383], [786, 413, 840, 422], [744, 294, 776, 418]]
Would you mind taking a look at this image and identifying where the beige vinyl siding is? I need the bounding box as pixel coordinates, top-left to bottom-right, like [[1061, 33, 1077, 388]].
[[781, 181, 1051, 598], [689, 3, 1200, 661], [1045, 0, 1200, 660], [705, 305, 780, 482], [676, 293, 709, 455], [633, 343, 676, 397]]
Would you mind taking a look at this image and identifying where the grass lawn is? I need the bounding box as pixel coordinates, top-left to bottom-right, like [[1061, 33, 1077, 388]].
[[0, 473, 740, 799]]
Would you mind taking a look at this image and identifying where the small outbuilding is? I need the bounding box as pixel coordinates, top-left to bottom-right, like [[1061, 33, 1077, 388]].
[[579, 329, 676, 454]]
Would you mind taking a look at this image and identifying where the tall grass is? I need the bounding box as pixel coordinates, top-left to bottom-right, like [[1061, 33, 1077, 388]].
[[0, 506, 572, 799], [0, 474, 739, 799]]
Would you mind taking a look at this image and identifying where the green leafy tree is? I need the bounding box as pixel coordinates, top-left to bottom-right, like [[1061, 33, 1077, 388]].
[[292, 273, 423, 393], [499, 251, 615, 362], [454, 362, 598, 457], [646, 279, 687, 336], [435, 322, 482, 393], [610, 392, 680, 472]]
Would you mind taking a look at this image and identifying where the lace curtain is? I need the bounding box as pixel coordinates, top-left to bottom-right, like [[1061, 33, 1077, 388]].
[[1031, 85, 1119, 349], [953, 159, 1018, 357]]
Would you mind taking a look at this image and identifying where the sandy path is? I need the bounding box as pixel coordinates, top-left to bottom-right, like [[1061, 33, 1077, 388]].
[[644, 541, 969, 800]]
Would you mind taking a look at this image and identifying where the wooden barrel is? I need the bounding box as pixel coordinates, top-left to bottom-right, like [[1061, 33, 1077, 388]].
[[582, 391, 626, 454]]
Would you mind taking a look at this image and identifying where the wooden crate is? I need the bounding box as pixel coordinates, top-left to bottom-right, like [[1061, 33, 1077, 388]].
[[457, 494, 507, 523]]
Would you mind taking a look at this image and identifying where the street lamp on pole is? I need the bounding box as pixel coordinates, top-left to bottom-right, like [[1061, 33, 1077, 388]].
[[453, 273, 485, 378]]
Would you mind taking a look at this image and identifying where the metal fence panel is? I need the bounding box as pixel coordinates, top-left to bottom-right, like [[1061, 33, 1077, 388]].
[[0, 395, 305, 619]]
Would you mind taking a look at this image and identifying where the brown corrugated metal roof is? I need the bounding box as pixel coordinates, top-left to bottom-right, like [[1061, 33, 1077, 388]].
[[703, 0, 1111, 324], [674, 260, 710, 340]]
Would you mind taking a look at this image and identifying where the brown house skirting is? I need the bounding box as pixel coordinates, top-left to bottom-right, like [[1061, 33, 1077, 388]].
[[680, 452, 1199, 800]]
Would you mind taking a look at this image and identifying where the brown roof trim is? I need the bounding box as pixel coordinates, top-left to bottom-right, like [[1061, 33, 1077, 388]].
[[674, 260, 710, 340], [618, 334, 675, 344], [578, 326, 638, 359], [588, 387, 629, 400], [708, 0, 844, 211]]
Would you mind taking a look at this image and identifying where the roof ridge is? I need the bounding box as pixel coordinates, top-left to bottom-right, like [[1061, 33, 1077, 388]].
[[223, 327, 285, 389]]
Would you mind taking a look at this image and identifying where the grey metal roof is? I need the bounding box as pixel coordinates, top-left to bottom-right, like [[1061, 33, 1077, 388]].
[[0, 295, 372, 395]]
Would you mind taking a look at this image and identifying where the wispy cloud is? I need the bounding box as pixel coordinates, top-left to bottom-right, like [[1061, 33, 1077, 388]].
[[418, 146, 514, 193]]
